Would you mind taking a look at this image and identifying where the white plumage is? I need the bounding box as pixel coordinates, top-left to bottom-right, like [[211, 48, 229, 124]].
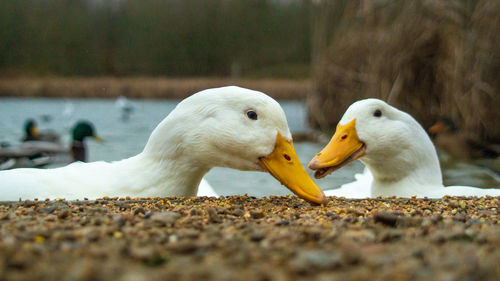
[[312, 99, 500, 198], [0, 86, 295, 201], [197, 179, 219, 197], [324, 168, 373, 198]]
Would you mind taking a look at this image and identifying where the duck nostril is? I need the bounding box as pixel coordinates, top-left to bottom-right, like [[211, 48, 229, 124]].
[[283, 154, 291, 161], [341, 134, 348, 140]]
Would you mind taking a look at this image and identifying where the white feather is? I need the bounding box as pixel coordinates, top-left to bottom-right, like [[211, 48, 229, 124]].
[[0, 86, 293, 201], [322, 99, 500, 198], [197, 179, 218, 197], [324, 167, 372, 198]]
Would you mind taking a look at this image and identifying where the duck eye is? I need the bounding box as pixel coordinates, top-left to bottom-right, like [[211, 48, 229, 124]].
[[373, 109, 382, 117], [247, 110, 258, 120]]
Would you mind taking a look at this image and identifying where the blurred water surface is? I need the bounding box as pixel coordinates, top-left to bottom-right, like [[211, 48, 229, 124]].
[[0, 98, 497, 196]]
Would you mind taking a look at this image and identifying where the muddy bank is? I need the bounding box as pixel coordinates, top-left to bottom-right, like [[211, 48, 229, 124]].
[[0, 77, 311, 100], [0, 196, 499, 281]]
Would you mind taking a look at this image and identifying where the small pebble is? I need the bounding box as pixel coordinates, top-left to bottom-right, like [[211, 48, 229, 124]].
[[232, 209, 244, 217], [374, 212, 398, 227], [207, 208, 222, 223], [250, 209, 265, 219], [151, 211, 181, 226]]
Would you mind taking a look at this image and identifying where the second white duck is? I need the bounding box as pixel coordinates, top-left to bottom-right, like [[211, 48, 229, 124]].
[[308, 99, 500, 198]]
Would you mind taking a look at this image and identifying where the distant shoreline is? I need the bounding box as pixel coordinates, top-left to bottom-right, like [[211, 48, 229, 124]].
[[0, 77, 311, 100]]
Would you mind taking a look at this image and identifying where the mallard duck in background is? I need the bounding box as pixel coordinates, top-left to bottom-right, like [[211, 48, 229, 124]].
[[71, 121, 103, 162], [0, 121, 102, 170], [22, 119, 60, 143], [308, 99, 500, 198], [428, 117, 500, 160], [0, 86, 326, 203]]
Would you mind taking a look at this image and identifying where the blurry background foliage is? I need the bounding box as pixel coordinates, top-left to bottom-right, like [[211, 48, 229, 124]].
[[0, 0, 311, 78], [0, 0, 498, 141], [310, 0, 499, 143]]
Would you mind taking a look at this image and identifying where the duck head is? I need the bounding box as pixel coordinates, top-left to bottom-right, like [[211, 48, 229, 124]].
[[309, 99, 441, 185], [24, 119, 40, 138], [143, 86, 327, 204], [72, 121, 103, 142]]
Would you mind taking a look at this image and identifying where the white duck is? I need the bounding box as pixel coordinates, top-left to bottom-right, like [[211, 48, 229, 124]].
[[308, 99, 500, 198], [0, 86, 326, 204]]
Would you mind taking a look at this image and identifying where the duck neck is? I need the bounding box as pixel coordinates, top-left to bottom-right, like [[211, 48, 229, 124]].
[[362, 143, 444, 197], [123, 152, 210, 197], [71, 141, 87, 162], [132, 115, 211, 197]]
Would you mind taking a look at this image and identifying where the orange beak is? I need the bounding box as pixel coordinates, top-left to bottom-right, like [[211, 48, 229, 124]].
[[30, 126, 40, 137], [259, 132, 327, 205], [308, 119, 366, 178], [93, 133, 104, 143]]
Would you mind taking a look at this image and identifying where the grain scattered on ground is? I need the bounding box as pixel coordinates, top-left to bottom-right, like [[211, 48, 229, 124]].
[[1, 196, 499, 280]]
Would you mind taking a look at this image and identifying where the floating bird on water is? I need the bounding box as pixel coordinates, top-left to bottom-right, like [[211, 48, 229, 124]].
[[22, 119, 60, 143], [70, 121, 103, 162], [115, 96, 135, 121], [0, 121, 102, 170]]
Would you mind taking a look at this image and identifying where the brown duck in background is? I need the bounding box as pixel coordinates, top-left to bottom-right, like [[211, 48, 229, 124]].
[[22, 119, 60, 143], [428, 117, 500, 160]]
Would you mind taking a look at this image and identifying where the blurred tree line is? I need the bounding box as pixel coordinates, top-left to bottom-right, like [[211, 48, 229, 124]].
[[0, 0, 311, 77]]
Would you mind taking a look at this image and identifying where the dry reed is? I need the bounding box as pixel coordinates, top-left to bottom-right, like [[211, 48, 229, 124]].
[[0, 77, 311, 100], [310, 0, 500, 143]]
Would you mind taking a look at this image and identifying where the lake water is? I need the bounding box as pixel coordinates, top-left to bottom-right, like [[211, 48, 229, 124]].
[[0, 98, 498, 196]]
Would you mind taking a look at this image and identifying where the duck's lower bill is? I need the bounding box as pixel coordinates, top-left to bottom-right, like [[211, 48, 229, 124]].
[[259, 132, 327, 205], [31, 126, 40, 137], [93, 134, 104, 143], [308, 119, 366, 179]]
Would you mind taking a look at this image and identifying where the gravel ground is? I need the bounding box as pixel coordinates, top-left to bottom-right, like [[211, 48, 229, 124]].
[[0, 196, 499, 281]]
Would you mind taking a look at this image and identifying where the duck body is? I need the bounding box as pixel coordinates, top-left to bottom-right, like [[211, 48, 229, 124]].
[[1, 153, 207, 200], [0, 141, 68, 170], [22, 119, 60, 143], [0, 121, 101, 170], [324, 166, 500, 198], [310, 99, 500, 198], [0, 87, 326, 203], [198, 179, 219, 197], [324, 168, 372, 198], [369, 176, 500, 198]]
